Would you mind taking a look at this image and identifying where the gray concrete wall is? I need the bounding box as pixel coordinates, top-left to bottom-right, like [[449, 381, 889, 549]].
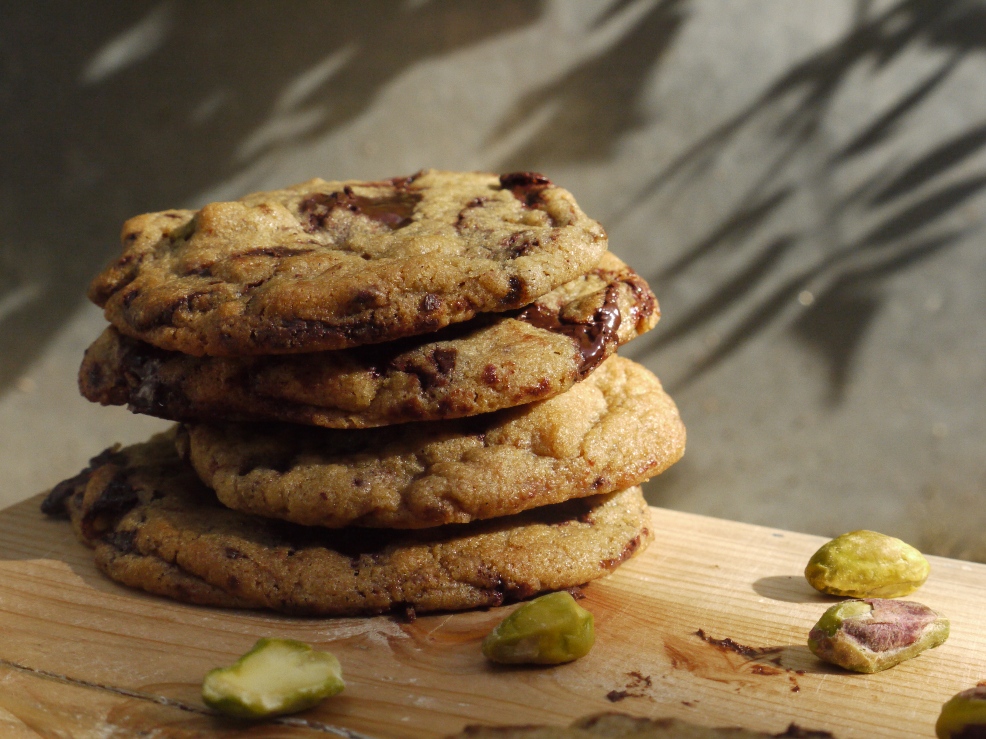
[[2, 1, 984, 558]]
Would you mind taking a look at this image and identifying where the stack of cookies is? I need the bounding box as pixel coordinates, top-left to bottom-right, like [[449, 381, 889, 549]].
[[44, 170, 686, 617]]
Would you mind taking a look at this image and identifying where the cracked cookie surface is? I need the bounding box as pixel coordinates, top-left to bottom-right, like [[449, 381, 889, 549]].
[[181, 357, 685, 529], [41, 430, 652, 617], [89, 170, 608, 356], [80, 253, 657, 428]]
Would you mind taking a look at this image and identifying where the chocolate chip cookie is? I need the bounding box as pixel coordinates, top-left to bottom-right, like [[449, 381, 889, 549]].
[[80, 253, 658, 428], [41, 431, 652, 616], [89, 170, 608, 356], [180, 357, 685, 529]]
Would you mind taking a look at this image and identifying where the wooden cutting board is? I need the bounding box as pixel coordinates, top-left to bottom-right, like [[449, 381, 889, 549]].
[[1, 493, 984, 738]]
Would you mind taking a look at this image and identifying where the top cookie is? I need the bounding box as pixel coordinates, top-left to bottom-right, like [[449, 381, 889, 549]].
[[89, 170, 608, 356]]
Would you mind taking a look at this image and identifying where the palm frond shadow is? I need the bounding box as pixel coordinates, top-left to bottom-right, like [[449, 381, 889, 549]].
[[490, 0, 689, 170], [650, 230, 967, 401], [625, 0, 986, 402], [0, 1, 547, 393]]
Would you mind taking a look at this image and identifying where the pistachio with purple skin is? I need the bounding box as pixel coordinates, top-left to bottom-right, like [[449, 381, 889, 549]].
[[808, 598, 949, 673], [936, 685, 986, 738]]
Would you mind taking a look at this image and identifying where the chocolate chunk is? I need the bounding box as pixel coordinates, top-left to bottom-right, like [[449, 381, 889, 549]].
[[237, 246, 315, 259], [41, 471, 89, 518], [348, 288, 386, 311], [420, 293, 441, 312], [519, 285, 622, 377], [41, 445, 127, 518], [503, 231, 540, 257], [500, 172, 552, 208], [499, 172, 552, 189], [390, 347, 457, 390], [502, 276, 525, 306], [601, 532, 644, 570], [135, 290, 215, 331], [80, 469, 141, 539], [481, 364, 499, 386], [105, 529, 138, 554], [300, 188, 420, 232], [432, 347, 457, 376]]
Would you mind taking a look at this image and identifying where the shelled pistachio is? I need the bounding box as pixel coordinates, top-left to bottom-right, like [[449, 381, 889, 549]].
[[808, 598, 948, 673], [482, 591, 594, 665], [805, 529, 930, 598], [202, 638, 344, 719], [936, 685, 986, 738]]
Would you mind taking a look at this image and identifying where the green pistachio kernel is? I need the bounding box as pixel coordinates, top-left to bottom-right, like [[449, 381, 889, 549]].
[[805, 529, 930, 598], [202, 638, 344, 719], [936, 685, 986, 738], [811, 599, 873, 637], [482, 591, 595, 665], [808, 598, 949, 673]]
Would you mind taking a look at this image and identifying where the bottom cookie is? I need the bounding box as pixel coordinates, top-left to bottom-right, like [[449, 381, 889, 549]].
[[42, 430, 652, 616]]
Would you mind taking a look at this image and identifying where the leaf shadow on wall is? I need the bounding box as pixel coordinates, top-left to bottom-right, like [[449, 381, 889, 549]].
[[491, 0, 689, 169], [628, 0, 986, 405], [492, 0, 986, 405], [0, 0, 547, 393]]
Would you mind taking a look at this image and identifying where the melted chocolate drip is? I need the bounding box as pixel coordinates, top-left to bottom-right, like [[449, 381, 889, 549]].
[[499, 171, 552, 208], [518, 286, 622, 377], [41, 469, 90, 518], [499, 172, 551, 189], [41, 446, 128, 518], [620, 274, 658, 329], [80, 469, 141, 539], [300, 186, 420, 231]]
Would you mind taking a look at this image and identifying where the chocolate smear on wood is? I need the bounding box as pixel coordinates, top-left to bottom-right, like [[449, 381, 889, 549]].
[[605, 671, 653, 702], [694, 629, 782, 659]]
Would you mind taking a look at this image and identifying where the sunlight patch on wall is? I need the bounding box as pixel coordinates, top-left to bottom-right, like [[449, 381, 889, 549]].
[[79, 2, 175, 86], [0, 284, 41, 327], [235, 45, 357, 162]]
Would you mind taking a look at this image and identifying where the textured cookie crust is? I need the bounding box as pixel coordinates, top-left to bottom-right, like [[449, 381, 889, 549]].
[[89, 170, 608, 356], [447, 713, 835, 738], [181, 357, 685, 529], [41, 432, 652, 617], [80, 253, 658, 428]]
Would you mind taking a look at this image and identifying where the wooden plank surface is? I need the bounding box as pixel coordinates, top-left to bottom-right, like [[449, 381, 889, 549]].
[[1, 493, 984, 738]]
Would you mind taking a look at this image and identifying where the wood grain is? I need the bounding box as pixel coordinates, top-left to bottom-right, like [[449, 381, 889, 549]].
[[1, 493, 984, 738]]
